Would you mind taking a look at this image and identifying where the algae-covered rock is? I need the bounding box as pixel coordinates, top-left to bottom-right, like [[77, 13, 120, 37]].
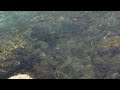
[[98, 36, 120, 49], [0, 35, 41, 78]]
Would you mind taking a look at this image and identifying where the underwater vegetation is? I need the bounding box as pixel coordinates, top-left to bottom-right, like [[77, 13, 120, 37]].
[[1, 11, 120, 79]]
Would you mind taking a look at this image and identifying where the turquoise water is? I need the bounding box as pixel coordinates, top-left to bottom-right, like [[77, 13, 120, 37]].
[[0, 11, 120, 79]]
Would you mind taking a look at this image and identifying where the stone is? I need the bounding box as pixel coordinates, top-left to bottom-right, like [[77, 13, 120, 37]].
[[8, 74, 33, 79]]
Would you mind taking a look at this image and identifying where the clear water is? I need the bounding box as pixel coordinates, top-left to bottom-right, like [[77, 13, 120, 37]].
[[0, 11, 120, 79]]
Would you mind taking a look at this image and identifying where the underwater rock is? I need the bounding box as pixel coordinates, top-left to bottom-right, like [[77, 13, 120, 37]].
[[0, 47, 41, 79], [98, 36, 120, 49], [8, 74, 33, 79], [89, 47, 120, 78], [11, 48, 41, 71]]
